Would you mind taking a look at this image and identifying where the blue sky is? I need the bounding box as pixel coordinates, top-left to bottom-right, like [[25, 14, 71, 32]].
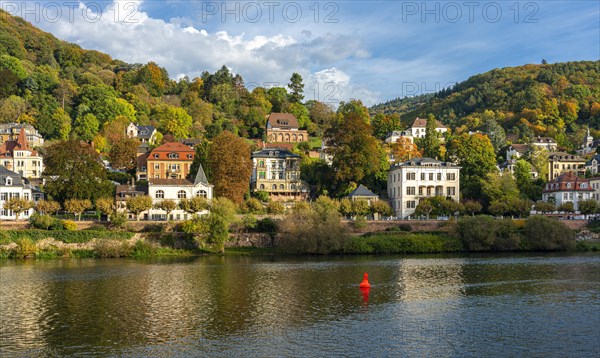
[[2, 0, 598, 106]]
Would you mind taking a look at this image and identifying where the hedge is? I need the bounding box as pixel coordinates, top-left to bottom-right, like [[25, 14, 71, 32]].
[[0, 230, 134, 244]]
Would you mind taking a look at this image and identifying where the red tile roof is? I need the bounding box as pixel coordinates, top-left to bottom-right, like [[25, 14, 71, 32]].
[[267, 113, 299, 129], [543, 172, 593, 193], [411, 117, 446, 129], [148, 142, 194, 161]]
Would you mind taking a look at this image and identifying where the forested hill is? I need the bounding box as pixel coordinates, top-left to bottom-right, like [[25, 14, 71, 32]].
[[0, 10, 339, 146], [371, 61, 600, 150]]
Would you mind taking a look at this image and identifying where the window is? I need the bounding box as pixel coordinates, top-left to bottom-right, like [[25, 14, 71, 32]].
[[0, 193, 6, 201], [421, 173, 425, 181], [437, 173, 441, 181], [406, 200, 416, 209], [447, 187, 455, 196], [406, 172, 415, 180], [447, 173, 456, 180], [178, 190, 186, 199], [291, 184, 296, 190], [566, 183, 571, 189], [279, 184, 284, 190], [154, 154, 159, 158], [427, 187, 432, 196], [259, 171, 266, 179], [196, 190, 207, 198], [168, 153, 179, 159], [418, 187, 423, 196], [429, 173, 434, 181], [155, 190, 164, 199], [260, 184, 265, 190], [154, 164, 160, 170], [24, 193, 29, 200], [407, 187, 416, 195], [187, 154, 193, 159], [272, 184, 277, 190]]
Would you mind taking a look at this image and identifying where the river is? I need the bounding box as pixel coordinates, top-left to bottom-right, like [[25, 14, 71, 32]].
[[1, 253, 599, 357]]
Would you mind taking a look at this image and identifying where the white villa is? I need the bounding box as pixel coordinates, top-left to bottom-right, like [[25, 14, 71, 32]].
[[387, 158, 461, 219], [147, 164, 213, 220], [0, 166, 44, 220], [541, 172, 593, 211], [406, 117, 447, 139]]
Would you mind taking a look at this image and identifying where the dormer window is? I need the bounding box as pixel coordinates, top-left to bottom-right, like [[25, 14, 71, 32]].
[[154, 154, 159, 158], [168, 153, 179, 159], [566, 183, 572, 189], [187, 154, 193, 159], [5, 177, 12, 186]]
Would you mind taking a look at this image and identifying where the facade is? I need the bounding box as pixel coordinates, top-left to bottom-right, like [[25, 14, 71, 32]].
[[542, 172, 593, 211], [348, 185, 379, 204], [547, 152, 586, 181], [585, 155, 600, 176], [0, 123, 44, 148], [407, 117, 447, 139], [266, 113, 308, 143], [589, 177, 600, 203], [0, 166, 44, 220], [137, 142, 195, 180], [387, 158, 461, 219], [147, 165, 213, 220], [384, 131, 413, 144], [505, 144, 528, 160], [250, 149, 309, 201], [126, 123, 158, 145], [577, 128, 598, 155], [0, 130, 44, 179], [532, 136, 558, 151]]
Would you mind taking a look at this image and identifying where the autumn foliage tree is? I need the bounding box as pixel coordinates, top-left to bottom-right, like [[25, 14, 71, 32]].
[[391, 137, 421, 163], [3, 197, 32, 220], [208, 131, 252, 204]]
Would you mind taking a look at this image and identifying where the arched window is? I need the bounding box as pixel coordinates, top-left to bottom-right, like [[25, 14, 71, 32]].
[[298, 134, 304, 141], [284, 134, 290, 142], [196, 190, 207, 198], [291, 184, 296, 190], [155, 190, 164, 199], [278, 134, 284, 142], [292, 134, 297, 141], [178, 190, 187, 199], [279, 184, 284, 190], [260, 184, 265, 190], [272, 184, 277, 190]]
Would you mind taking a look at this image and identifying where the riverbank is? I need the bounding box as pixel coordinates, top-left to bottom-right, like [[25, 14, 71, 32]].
[[1, 215, 599, 259]]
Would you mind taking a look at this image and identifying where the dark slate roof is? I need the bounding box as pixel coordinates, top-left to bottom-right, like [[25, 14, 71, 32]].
[[194, 163, 209, 185], [137, 125, 155, 139], [348, 184, 378, 198], [0, 165, 26, 187], [252, 148, 299, 159]]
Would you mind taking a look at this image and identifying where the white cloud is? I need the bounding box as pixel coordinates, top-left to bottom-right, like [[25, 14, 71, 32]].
[[12, 0, 373, 105]]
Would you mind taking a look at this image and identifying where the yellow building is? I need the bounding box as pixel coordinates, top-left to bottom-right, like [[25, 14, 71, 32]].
[[137, 142, 195, 180], [547, 152, 586, 181]]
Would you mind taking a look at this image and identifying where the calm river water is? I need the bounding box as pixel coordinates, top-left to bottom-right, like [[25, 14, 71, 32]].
[[0, 254, 599, 357]]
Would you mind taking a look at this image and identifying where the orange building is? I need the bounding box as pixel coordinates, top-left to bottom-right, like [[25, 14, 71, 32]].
[[266, 113, 308, 143], [137, 142, 195, 180]]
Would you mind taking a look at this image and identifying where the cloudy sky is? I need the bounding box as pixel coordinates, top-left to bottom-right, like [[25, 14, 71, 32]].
[[2, 0, 598, 106]]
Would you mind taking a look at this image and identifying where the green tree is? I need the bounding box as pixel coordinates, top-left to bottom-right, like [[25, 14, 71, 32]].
[[156, 105, 193, 139], [126, 195, 153, 221], [578, 200, 597, 217], [73, 113, 99, 142], [447, 133, 497, 199], [63, 199, 92, 221], [481, 111, 507, 154], [422, 114, 441, 159], [527, 146, 549, 182], [488, 200, 509, 217], [480, 170, 520, 206], [154, 199, 177, 221], [535, 201, 555, 214], [206, 197, 238, 254], [462, 200, 483, 216], [179, 196, 209, 216], [372, 113, 401, 140], [414, 200, 434, 219], [3, 197, 32, 221], [35, 200, 61, 215], [371, 200, 393, 218], [208, 131, 252, 204], [287, 72, 304, 103], [44, 140, 113, 202], [267, 87, 289, 112], [558, 202, 574, 213], [326, 112, 382, 187], [336, 100, 370, 124]]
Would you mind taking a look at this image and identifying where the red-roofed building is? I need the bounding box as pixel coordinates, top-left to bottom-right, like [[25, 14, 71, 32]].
[[542, 172, 593, 210], [0, 130, 44, 179], [136, 142, 195, 180], [408, 117, 447, 139], [266, 113, 308, 143]]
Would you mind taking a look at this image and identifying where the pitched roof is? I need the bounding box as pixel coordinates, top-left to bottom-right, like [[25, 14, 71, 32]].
[[411, 117, 446, 129], [0, 165, 26, 187], [533, 136, 557, 144], [509, 144, 528, 153], [348, 184, 378, 198], [252, 148, 299, 159], [543, 172, 593, 192], [136, 125, 156, 139], [267, 113, 299, 129], [548, 152, 586, 162], [148, 142, 194, 161], [194, 163, 209, 185], [148, 178, 195, 186], [16, 130, 29, 150]]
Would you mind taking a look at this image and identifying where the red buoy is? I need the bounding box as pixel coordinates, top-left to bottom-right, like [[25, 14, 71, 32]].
[[359, 272, 371, 288]]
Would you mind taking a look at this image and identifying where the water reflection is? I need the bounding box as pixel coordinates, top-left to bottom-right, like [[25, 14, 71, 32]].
[[0, 254, 599, 357]]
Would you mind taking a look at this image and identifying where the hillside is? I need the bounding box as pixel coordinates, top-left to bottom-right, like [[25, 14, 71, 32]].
[[371, 61, 600, 150]]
